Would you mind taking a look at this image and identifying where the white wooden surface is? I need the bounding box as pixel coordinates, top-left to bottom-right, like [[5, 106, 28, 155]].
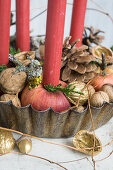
[[6, 1, 113, 170], [0, 117, 113, 170]]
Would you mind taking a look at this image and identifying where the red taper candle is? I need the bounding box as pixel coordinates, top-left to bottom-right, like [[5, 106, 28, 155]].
[[0, 0, 11, 65], [43, 0, 67, 86], [70, 0, 87, 47], [16, 0, 30, 51]]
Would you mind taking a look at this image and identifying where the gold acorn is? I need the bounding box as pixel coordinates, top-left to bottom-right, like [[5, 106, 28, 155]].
[[0, 130, 15, 154], [17, 136, 32, 154]]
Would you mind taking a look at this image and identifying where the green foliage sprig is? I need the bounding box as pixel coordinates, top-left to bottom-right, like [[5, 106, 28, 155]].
[[89, 61, 100, 67], [110, 46, 113, 51], [0, 64, 7, 72], [9, 46, 20, 55], [44, 84, 83, 96]]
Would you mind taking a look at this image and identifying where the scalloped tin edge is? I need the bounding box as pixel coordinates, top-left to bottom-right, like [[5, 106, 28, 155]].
[[0, 101, 113, 138]]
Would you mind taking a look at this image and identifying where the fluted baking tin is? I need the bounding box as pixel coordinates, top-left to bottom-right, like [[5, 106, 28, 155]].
[[0, 101, 113, 138]]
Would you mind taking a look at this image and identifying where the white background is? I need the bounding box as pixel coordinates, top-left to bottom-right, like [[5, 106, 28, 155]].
[[11, 0, 113, 48], [3, 0, 113, 170]]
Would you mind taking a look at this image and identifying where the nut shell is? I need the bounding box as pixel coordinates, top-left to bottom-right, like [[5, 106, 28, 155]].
[[17, 136, 32, 154], [0, 130, 15, 154], [73, 130, 102, 156], [87, 85, 95, 99], [0, 94, 21, 107], [0, 68, 27, 94], [92, 46, 113, 63], [90, 91, 109, 107], [101, 84, 113, 103], [14, 51, 35, 66], [67, 81, 88, 105], [74, 106, 85, 112]]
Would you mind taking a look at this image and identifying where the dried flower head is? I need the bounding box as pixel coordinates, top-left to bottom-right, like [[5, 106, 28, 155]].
[[9, 54, 43, 88]]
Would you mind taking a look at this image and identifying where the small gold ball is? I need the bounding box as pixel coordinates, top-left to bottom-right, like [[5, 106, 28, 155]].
[[17, 136, 32, 154], [0, 130, 15, 154]]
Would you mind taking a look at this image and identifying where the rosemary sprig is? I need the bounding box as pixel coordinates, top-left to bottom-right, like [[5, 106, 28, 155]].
[[0, 64, 7, 72], [44, 84, 83, 96], [89, 61, 100, 67], [9, 46, 20, 55]]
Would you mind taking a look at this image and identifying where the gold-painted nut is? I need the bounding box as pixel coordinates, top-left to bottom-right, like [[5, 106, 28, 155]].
[[0, 130, 15, 154], [73, 130, 102, 156], [17, 136, 32, 154], [92, 46, 113, 63], [67, 81, 88, 106]]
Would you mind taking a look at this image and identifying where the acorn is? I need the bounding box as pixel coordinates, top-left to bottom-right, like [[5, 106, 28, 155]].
[[0, 130, 15, 154], [17, 136, 32, 154]]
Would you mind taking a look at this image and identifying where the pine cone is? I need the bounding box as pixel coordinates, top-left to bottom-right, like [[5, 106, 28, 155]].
[[61, 37, 97, 83], [82, 26, 104, 47]]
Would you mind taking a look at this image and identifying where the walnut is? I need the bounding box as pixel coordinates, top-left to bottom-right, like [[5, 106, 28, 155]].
[[14, 51, 35, 66], [101, 84, 113, 103], [0, 94, 21, 107], [92, 46, 113, 64], [87, 85, 95, 99], [90, 91, 109, 107], [73, 130, 102, 156], [67, 81, 88, 106], [74, 106, 85, 112], [0, 68, 27, 94]]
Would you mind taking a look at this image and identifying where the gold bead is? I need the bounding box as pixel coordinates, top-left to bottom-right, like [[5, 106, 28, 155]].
[[0, 130, 15, 154], [17, 136, 32, 154]]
